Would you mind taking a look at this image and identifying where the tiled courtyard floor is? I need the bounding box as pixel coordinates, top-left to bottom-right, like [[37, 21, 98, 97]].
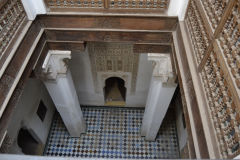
[[44, 106, 179, 159]]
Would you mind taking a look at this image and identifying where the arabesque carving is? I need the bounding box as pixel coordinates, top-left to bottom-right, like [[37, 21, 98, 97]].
[[88, 42, 139, 94]]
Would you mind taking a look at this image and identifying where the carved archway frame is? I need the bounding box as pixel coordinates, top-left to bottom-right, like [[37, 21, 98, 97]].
[[98, 71, 131, 95]]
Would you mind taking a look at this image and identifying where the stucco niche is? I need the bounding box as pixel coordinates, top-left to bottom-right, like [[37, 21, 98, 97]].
[[97, 72, 132, 96]]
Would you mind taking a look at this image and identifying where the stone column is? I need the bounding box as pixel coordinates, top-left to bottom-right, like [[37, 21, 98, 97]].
[[41, 50, 86, 137], [141, 53, 177, 141]]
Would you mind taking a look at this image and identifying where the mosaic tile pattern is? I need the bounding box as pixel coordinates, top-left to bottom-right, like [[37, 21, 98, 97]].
[[44, 107, 179, 159]]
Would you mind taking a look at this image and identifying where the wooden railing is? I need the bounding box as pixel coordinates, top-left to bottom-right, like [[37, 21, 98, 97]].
[[44, 0, 170, 11], [185, 0, 240, 158]]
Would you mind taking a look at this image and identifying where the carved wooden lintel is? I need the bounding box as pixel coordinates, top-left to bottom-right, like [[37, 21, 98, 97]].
[[133, 44, 171, 54], [47, 41, 85, 52]]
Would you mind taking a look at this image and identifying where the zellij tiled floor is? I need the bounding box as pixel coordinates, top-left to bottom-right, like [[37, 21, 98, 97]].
[[44, 106, 179, 159]]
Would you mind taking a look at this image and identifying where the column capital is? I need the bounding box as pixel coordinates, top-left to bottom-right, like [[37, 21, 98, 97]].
[[148, 53, 175, 84], [41, 50, 71, 80]]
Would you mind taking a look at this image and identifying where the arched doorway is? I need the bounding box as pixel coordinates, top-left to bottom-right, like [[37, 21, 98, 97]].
[[17, 128, 41, 155], [104, 77, 126, 106]]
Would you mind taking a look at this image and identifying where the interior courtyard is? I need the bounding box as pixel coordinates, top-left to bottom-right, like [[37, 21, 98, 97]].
[[0, 0, 240, 159]]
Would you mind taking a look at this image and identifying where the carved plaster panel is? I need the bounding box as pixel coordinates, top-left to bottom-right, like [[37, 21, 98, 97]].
[[88, 42, 139, 94], [41, 50, 71, 80]]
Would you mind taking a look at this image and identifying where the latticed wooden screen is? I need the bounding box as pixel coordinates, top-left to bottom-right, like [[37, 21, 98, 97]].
[[185, 0, 240, 158], [44, 0, 169, 10], [218, 2, 240, 89], [0, 0, 26, 59], [201, 0, 229, 30], [45, 0, 105, 8], [185, 0, 211, 64], [108, 0, 169, 9]]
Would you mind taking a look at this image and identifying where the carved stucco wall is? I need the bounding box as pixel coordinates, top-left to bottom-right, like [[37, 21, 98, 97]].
[[88, 42, 139, 94], [70, 42, 153, 107]]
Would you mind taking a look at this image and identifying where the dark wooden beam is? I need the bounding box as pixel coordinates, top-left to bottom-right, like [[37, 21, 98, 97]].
[[38, 15, 178, 31], [45, 30, 173, 43], [47, 41, 86, 52], [133, 43, 171, 53]]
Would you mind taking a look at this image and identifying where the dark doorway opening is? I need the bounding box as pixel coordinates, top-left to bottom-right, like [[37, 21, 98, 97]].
[[17, 128, 41, 155], [104, 77, 126, 106]]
